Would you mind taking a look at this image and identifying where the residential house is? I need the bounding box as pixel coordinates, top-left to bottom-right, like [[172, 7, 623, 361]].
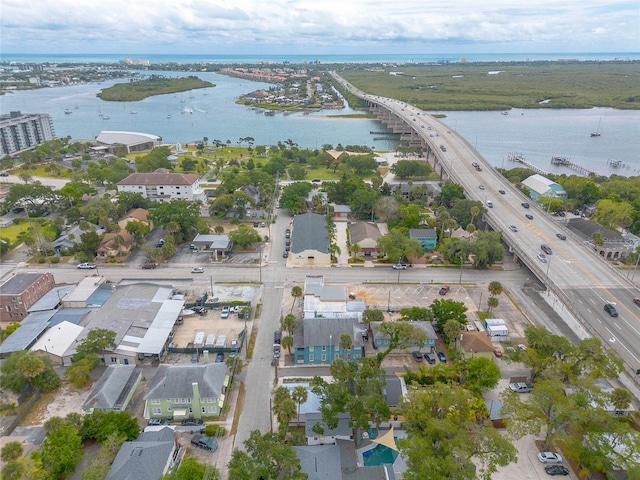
[[83, 365, 143, 413], [240, 185, 260, 206], [521, 174, 567, 200], [331, 204, 351, 219], [292, 317, 366, 365], [568, 218, 633, 261], [117, 168, 205, 202], [348, 222, 381, 258], [305, 412, 352, 445], [53, 224, 105, 254], [117, 208, 152, 231], [456, 331, 498, 359], [105, 427, 181, 480], [144, 363, 228, 420], [409, 228, 437, 253], [289, 213, 331, 267], [370, 321, 437, 352], [190, 234, 233, 258], [0, 272, 55, 322], [97, 230, 135, 258]]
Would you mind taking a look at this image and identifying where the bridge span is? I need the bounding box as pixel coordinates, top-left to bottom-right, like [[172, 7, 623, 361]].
[[332, 72, 640, 392]]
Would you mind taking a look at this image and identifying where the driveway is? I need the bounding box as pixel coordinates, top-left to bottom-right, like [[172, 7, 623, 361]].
[[334, 221, 350, 266]]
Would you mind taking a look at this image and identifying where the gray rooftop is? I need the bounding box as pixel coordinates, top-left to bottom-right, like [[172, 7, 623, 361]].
[[409, 228, 437, 238], [106, 427, 175, 480], [305, 412, 352, 437], [144, 363, 227, 400], [348, 222, 381, 244], [84, 365, 142, 411], [294, 317, 366, 349], [292, 213, 329, 254], [0, 272, 48, 295], [49, 308, 92, 327], [28, 285, 75, 313], [294, 444, 342, 480], [0, 311, 54, 355]]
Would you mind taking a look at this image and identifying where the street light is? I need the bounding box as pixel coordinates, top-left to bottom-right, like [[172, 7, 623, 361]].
[[459, 255, 463, 284]]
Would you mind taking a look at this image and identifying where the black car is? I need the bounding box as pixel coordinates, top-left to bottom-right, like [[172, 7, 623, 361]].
[[412, 351, 423, 362], [604, 303, 619, 317], [544, 465, 569, 476], [181, 418, 204, 426], [437, 352, 447, 363], [521, 202, 530, 208], [556, 233, 567, 240], [191, 434, 218, 451], [498, 189, 505, 194], [541, 244, 553, 255], [148, 418, 169, 426], [525, 214, 534, 220]]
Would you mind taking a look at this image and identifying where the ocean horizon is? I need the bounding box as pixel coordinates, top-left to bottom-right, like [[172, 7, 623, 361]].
[[1, 52, 639, 65]]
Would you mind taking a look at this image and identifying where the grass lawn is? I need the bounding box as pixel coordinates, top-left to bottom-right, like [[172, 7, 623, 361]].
[[15, 165, 73, 178], [0, 222, 31, 243], [303, 166, 342, 181]]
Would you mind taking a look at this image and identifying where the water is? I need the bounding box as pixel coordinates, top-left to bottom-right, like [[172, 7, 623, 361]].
[[1, 70, 639, 177]]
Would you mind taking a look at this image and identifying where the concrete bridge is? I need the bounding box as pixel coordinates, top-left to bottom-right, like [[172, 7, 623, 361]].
[[332, 72, 640, 391]]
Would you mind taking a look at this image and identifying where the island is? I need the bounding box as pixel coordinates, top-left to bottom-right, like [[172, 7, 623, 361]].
[[97, 75, 214, 101]]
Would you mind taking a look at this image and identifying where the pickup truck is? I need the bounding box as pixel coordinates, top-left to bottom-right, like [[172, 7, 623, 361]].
[[509, 382, 532, 393], [191, 434, 218, 452]]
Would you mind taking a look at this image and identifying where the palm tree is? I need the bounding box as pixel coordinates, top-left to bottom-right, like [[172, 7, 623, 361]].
[[281, 335, 293, 354], [470, 206, 480, 225], [339, 333, 353, 360], [488, 281, 503, 296], [291, 386, 308, 425], [214, 225, 224, 234], [348, 243, 362, 259], [487, 296, 499, 315], [290, 286, 303, 313], [281, 314, 297, 335], [466, 223, 476, 239]]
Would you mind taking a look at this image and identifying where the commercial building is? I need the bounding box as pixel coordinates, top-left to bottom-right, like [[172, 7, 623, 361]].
[[0, 272, 55, 322], [117, 168, 205, 202], [0, 111, 55, 156], [94, 130, 160, 154]]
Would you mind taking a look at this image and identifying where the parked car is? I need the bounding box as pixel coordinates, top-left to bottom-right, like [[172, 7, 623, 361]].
[[604, 303, 618, 317], [412, 351, 423, 362], [283, 250, 289, 258], [142, 263, 157, 269], [191, 353, 198, 363], [439, 285, 450, 295], [392, 264, 407, 270], [556, 233, 567, 240], [537, 452, 563, 464], [191, 434, 218, 451], [77, 263, 96, 269], [147, 418, 169, 426], [221, 306, 230, 318], [230, 339, 238, 349], [423, 352, 436, 364], [215, 353, 225, 363], [191, 267, 204, 273], [517, 343, 527, 351], [437, 352, 447, 363], [509, 382, 532, 393], [155, 239, 165, 248], [541, 244, 553, 255], [181, 418, 204, 427], [544, 465, 570, 476]]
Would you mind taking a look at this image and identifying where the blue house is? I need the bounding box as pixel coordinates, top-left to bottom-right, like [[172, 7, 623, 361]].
[[370, 321, 437, 351], [292, 317, 367, 365], [409, 228, 437, 253]]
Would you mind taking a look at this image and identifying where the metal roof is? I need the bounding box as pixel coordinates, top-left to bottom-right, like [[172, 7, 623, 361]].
[[144, 364, 227, 400], [0, 272, 47, 295], [31, 321, 84, 357], [28, 285, 75, 312], [0, 311, 54, 355], [292, 213, 329, 254]]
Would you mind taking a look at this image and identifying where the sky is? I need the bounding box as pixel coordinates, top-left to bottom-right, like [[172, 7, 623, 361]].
[[1, 0, 639, 55]]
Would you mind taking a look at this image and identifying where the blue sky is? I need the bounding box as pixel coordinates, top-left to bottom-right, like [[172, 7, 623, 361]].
[[1, 0, 639, 54]]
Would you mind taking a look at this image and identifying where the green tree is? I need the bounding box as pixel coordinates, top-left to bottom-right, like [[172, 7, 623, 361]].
[[487, 296, 499, 314], [348, 242, 362, 258], [161, 457, 220, 480], [291, 386, 308, 425], [488, 281, 503, 296], [38, 423, 84, 479], [463, 356, 502, 393], [0, 350, 60, 394], [376, 228, 424, 263], [272, 387, 297, 435], [439, 182, 466, 208], [290, 286, 303, 313], [81, 431, 126, 480], [339, 333, 353, 359], [281, 335, 293, 354], [80, 410, 140, 442], [399, 384, 517, 480], [281, 313, 297, 334], [374, 322, 428, 365], [125, 219, 151, 243], [150, 200, 206, 243], [362, 308, 384, 325], [228, 225, 261, 248], [228, 430, 307, 480], [75, 329, 116, 357], [399, 306, 432, 322], [430, 299, 468, 331], [390, 160, 431, 178], [443, 319, 463, 345], [1, 442, 23, 463]]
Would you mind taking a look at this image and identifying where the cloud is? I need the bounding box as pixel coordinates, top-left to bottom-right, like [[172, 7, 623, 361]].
[[1, 0, 638, 54]]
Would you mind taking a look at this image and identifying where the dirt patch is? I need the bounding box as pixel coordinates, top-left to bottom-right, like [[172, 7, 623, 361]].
[[351, 288, 384, 305], [22, 382, 93, 426]]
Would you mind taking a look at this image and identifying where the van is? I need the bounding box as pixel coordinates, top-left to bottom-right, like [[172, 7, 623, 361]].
[[486, 200, 493, 208]]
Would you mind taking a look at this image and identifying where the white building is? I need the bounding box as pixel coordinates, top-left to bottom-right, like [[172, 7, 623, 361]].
[[117, 168, 205, 202], [94, 131, 160, 154], [0, 111, 55, 156]]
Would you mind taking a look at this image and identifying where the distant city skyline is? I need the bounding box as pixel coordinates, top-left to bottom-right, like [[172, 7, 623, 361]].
[[1, 0, 639, 55]]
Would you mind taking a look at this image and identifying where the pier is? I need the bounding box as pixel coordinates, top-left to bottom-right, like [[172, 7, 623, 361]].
[[551, 156, 597, 176], [507, 152, 549, 175]]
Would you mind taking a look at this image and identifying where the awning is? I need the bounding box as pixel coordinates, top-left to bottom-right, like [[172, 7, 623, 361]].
[[173, 409, 188, 418], [372, 426, 399, 451]]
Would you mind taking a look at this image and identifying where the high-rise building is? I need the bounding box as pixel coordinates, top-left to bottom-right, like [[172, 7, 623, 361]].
[[0, 111, 55, 156]]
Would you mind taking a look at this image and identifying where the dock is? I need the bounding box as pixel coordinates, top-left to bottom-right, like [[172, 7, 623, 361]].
[[551, 156, 597, 176], [507, 152, 549, 175]]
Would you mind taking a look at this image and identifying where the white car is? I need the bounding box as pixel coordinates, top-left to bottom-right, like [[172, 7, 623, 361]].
[[537, 253, 548, 263], [221, 306, 230, 319], [392, 264, 407, 270], [191, 267, 204, 273], [509, 224, 518, 232], [537, 452, 563, 464], [77, 263, 96, 269]]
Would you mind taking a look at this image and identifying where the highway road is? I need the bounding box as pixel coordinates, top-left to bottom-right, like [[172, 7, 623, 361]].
[[333, 72, 640, 385]]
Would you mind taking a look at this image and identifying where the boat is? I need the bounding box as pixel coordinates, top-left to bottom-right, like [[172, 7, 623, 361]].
[[102, 115, 110, 120], [591, 118, 602, 137], [608, 159, 623, 168], [98, 110, 103, 116], [501, 111, 509, 115], [167, 114, 172, 119], [64, 109, 72, 114], [264, 110, 275, 116], [181, 308, 197, 316], [130, 110, 138, 114]]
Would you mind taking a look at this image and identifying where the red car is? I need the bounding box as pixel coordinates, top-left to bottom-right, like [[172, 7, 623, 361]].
[[439, 285, 450, 295]]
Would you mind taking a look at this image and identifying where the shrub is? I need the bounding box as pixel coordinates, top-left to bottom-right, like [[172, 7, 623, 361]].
[[50, 257, 60, 264], [37, 257, 46, 263]]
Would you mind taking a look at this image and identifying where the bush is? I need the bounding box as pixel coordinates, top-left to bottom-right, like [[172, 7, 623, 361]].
[[203, 424, 226, 437], [37, 257, 46, 263], [50, 257, 60, 264]]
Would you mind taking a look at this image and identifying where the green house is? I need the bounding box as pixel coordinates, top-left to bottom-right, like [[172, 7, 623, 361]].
[[409, 228, 437, 253], [144, 363, 228, 420]]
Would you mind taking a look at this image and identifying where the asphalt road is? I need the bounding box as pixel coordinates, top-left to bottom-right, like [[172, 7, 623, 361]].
[[335, 73, 640, 385]]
